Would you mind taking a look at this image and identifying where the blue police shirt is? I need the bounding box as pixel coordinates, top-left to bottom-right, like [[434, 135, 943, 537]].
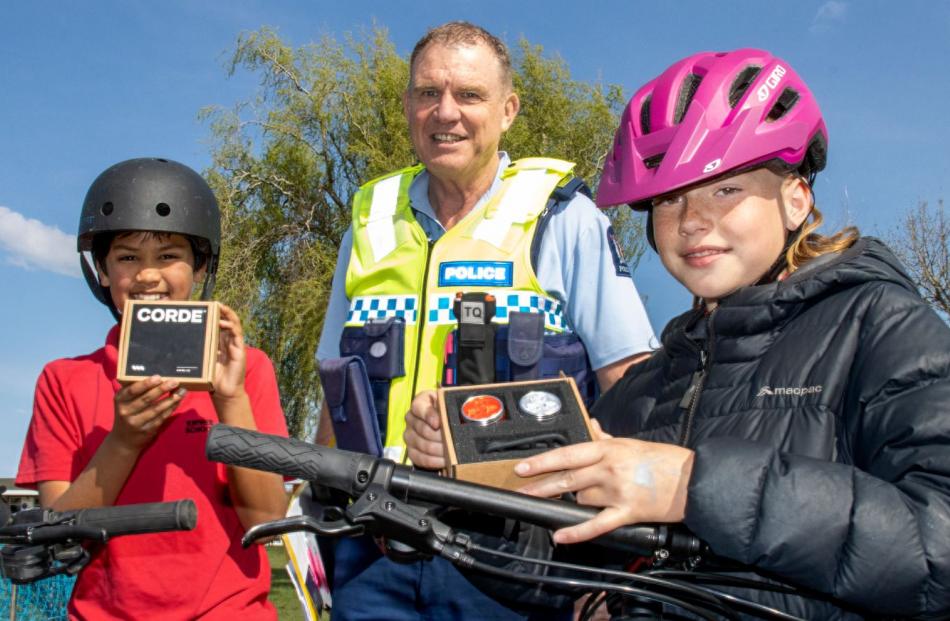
[[317, 154, 655, 370]]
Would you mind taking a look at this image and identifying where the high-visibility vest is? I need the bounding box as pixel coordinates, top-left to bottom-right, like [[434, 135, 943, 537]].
[[344, 157, 576, 460]]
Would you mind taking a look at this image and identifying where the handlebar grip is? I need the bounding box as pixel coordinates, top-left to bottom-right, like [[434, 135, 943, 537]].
[[56, 500, 197, 537], [206, 424, 379, 496]]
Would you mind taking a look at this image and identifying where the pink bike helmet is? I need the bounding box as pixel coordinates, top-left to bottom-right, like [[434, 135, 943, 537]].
[[597, 48, 827, 211]]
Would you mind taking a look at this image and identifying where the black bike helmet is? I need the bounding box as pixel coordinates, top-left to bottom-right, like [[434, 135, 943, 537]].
[[77, 158, 221, 319]]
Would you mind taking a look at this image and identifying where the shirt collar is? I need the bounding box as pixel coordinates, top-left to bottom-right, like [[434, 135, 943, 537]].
[[408, 152, 511, 238]]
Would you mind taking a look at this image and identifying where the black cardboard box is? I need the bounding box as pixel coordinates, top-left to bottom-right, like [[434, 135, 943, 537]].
[[437, 376, 593, 490], [117, 300, 219, 390]]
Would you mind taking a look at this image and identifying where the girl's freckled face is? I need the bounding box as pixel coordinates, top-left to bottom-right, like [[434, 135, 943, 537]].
[[652, 168, 805, 304]]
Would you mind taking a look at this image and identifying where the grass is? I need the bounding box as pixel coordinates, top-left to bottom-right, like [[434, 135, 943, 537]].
[[267, 545, 308, 620]]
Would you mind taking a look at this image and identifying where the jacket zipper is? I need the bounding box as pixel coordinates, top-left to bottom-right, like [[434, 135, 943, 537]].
[[677, 311, 715, 447], [408, 239, 435, 400]]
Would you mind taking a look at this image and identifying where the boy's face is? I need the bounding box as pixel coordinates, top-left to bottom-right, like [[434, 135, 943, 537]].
[[98, 232, 203, 311]]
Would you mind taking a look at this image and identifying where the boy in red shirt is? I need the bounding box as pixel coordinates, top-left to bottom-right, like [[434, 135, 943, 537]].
[[16, 158, 289, 620]]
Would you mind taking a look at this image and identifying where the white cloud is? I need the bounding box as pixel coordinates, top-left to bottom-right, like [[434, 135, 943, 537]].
[[811, 1, 849, 33], [0, 206, 79, 277]]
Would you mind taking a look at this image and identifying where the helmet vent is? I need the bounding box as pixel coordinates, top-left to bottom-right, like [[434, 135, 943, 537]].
[[674, 74, 702, 124], [728, 65, 762, 108], [156, 203, 171, 217], [639, 95, 652, 134], [644, 154, 665, 170], [101, 202, 114, 216], [766, 88, 800, 122]]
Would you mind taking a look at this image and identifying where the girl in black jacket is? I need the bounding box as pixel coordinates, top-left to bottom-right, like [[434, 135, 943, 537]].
[[516, 49, 950, 619]]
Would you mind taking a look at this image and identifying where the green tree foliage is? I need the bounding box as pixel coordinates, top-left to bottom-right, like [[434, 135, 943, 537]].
[[204, 26, 646, 437]]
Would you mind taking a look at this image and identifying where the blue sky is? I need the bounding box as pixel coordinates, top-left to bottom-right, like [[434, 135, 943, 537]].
[[2, 1, 949, 476]]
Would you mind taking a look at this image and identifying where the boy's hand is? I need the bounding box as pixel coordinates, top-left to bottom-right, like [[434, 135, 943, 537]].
[[212, 304, 248, 401], [111, 376, 185, 451], [404, 391, 446, 470]]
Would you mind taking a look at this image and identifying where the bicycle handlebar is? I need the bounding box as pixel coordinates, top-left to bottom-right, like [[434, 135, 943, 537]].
[[0, 500, 198, 545], [0, 499, 198, 585], [206, 424, 699, 556], [205, 425, 815, 621]]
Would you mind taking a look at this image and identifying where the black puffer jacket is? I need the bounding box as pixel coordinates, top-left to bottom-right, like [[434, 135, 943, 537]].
[[594, 238, 950, 619]]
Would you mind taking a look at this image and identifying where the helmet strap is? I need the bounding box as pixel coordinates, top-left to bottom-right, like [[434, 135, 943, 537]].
[[755, 224, 802, 286], [645, 208, 657, 252], [200, 273, 217, 301], [79, 254, 121, 321], [199, 254, 218, 300]]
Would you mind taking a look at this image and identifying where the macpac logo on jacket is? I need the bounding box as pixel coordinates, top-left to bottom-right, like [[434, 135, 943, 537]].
[[756, 385, 823, 397]]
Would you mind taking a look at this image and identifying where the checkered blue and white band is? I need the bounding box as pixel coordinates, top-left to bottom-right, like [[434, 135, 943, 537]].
[[426, 291, 566, 332], [346, 295, 419, 325]]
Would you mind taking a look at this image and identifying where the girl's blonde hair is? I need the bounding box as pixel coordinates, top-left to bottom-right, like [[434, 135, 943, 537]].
[[784, 205, 859, 274], [763, 160, 859, 276], [783, 198, 859, 278]]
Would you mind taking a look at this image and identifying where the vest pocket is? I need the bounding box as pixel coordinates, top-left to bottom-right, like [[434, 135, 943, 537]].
[[339, 318, 406, 438], [340, 318, 406, 378]]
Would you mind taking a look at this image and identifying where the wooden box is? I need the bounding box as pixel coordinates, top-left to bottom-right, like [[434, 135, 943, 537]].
[[437, 376, 594, 491], [117, 300, 219, 390]]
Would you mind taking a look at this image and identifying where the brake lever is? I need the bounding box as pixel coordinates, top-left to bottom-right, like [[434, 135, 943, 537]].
[[241, 514, 365, 547]]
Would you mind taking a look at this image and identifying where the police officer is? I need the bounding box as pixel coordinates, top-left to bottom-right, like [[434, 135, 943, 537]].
[[316, 22, 655, 621]]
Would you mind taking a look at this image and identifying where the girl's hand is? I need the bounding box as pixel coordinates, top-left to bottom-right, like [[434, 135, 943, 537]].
[[212, 304, 247, 401], [404, 390, 446, 470], [111, 376, 185, 451], [516, 420, 695, 544]]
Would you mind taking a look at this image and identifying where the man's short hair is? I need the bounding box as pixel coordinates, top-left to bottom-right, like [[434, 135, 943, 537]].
[[409, 21, 513, 91]]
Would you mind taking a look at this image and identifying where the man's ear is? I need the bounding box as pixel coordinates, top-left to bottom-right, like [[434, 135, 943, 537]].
[[782, 175, 813, 231], [501, 91, 520, 132], [402, 89, 410, 123], [194, 264, 207, 285]]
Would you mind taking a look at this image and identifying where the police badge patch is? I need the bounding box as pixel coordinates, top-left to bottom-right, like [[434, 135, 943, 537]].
[[438, 261, 514, 287], [606, 226, 632, 278]]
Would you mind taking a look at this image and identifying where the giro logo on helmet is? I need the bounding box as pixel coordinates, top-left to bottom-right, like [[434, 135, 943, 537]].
[[703, 159, 722, 174], [757, 65, 787, 102]]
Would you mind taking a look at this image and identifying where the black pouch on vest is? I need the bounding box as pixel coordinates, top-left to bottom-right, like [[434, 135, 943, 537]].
[[340, 317, 405, 378], [318, 356, 383, 456], [454, 293, 496, 386], [506, 311, 544, 381], [457, 324, 496, 385], [339, 317, 406, 441]]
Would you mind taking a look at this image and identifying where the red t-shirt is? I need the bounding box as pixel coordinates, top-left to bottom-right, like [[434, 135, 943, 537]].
[[17, 325, 288, 620]]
